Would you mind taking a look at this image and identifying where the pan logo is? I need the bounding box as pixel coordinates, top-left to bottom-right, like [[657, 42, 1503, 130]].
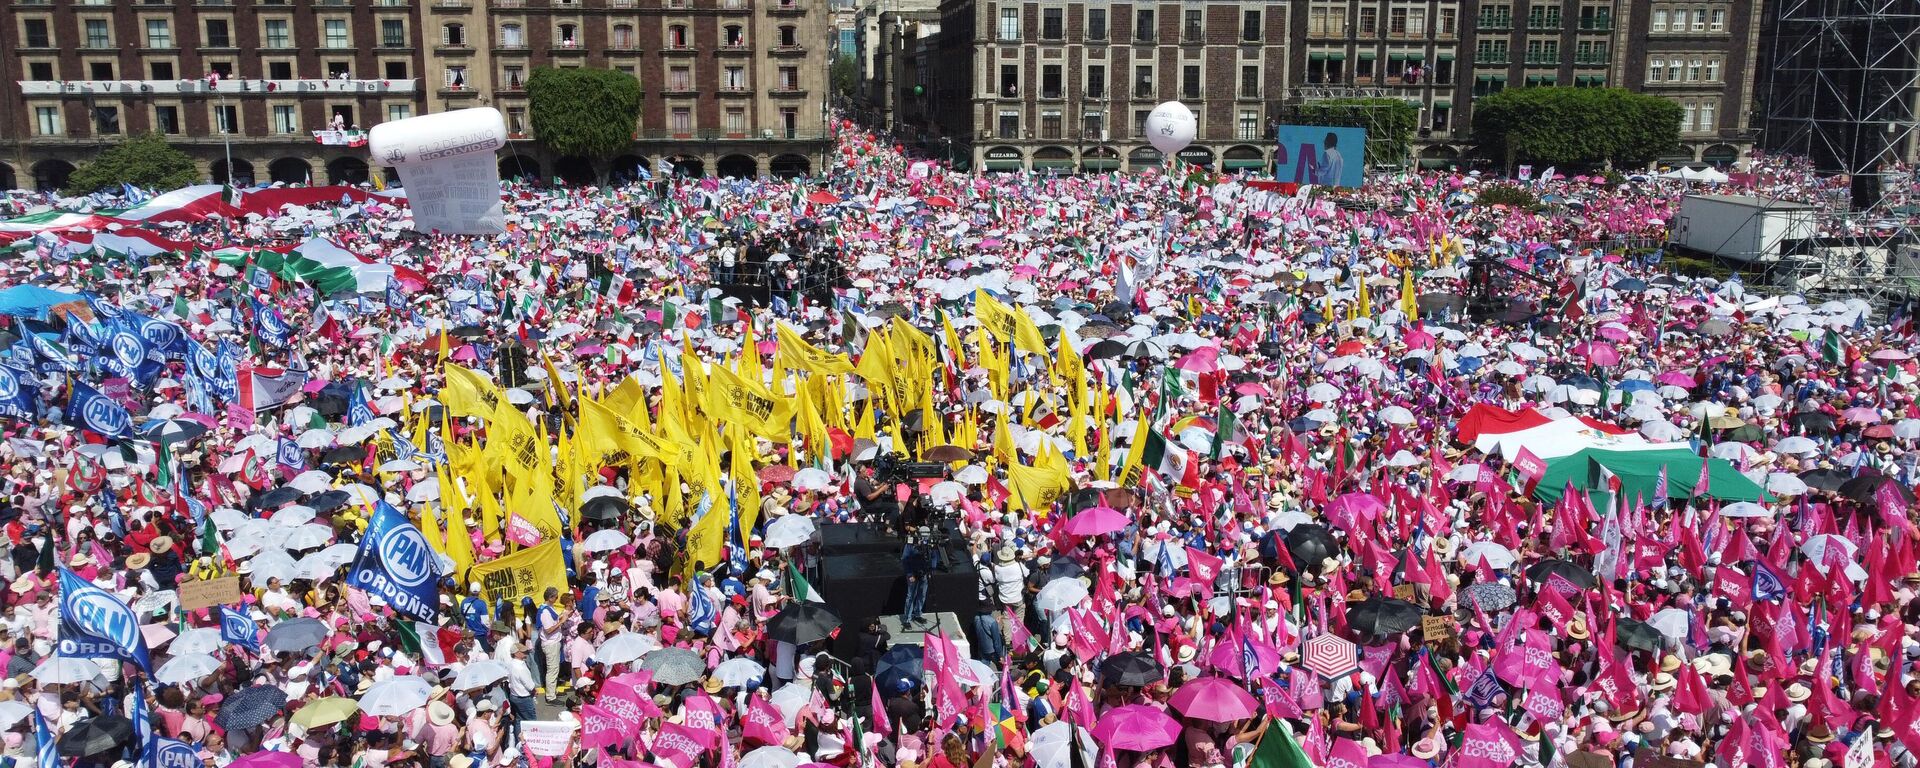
[[140, 318, 179, 350], [81, 397, 129, 436], [63, 588, 141, 654], [155, 739, 204, 768], [377, 521, 436, 588], [0, 368, 18, 401], [110, 332, 144, 367]]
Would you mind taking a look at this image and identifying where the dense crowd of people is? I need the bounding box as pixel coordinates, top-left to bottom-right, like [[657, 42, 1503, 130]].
[[0, 121, 1915, 768]]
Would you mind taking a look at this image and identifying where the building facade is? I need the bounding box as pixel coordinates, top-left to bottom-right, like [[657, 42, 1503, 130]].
[[920, 0, 1763, 173], [851, 0, 941, 133], [1, 0, 830, 192]]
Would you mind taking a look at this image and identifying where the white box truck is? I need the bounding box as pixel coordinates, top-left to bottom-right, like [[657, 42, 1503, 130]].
[[1668, 194, 1821, 264]]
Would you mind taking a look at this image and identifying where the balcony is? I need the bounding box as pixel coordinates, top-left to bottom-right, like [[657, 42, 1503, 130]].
[[1527, 15, 1562, 29], [1132, 86, 1154, 99], [769, 1, 804, 14], [439, 85, 480, 98], [770, 45, 808, 56], [549, 44, 586, 55], [718, 86, 752, 97], [718, 43, 751, 55], [435, 44, 475, 56], [1578, 18, 1612, 31], [491, 0, 523, 6], [634, 128, 826, 141], [19, 78, 417, 96], [1477, 53, 1509, 65], [1477, 15, 1511, 29], [770, 87, 808, 98], [1573, 54, 1608, 66], [663, 44, 697, 56]]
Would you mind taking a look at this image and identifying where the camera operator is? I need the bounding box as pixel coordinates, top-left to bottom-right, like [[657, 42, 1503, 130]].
[[853, 463, 900, 533]]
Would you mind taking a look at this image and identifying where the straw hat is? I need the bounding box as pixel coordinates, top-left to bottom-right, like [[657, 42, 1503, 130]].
[[1649, 673, 1676, 692], [125, 553, 151, 570], [703, 676, 725, 694], [996, 546, 1016, 564], [427, 701, 455, 726], [1785, 682, 1811, 702], [1659, 655, 1682, 673], [149, 536, 174, 554], [1567, 616, 1590, 640], [1411, 740, 1441, 760]]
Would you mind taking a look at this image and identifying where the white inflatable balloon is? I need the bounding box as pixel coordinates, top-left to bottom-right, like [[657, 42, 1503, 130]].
[[368, 107, 507, 235], [1144, 102, 1197, 156]]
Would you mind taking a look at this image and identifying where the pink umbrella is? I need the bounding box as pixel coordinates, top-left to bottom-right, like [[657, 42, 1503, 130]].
[[1175, 346, 1221, 373], [1595, 324, 1632, 342], [1090, 705, 1181, 752], [1063, 506, 1129, 537], [231, 753, 302, 768], [1572, 341, 1620, 367], [1205, 635, 1280, 678], [1325, 492, 1387, 531], [1403, 329, 1437, 349], [1654, 371, 1697, 388], [1842, 407, 1882, 424], [1168, 677, 1257, 722]]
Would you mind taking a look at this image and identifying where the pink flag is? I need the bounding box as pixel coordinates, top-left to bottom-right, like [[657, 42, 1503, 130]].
[[932, 674, 967, 729], [1185, 546, 1224, 583], [1520, 688, 1564, 725], [649, 723, 708, 768], [580, 704, 626, 750], [678, 695, 723, 748], [741, 695, 790, 746], [1457, 722, 1523, 768], [1327, 734, 1370, 768], [869, 679, 891, 736], [597, 677, 663, 730], [1064, 677, 1095, 724], [924, 630, 960, 677], [1005, 606, 1032, 654], [1262, 678, 1304, 719]]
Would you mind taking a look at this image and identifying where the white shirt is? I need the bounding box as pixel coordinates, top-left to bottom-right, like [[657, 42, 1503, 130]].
[[505, 657, 537, 697]]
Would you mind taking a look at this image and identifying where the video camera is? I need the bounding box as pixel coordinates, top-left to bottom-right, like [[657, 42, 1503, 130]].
[[871, 453, 947, 485]]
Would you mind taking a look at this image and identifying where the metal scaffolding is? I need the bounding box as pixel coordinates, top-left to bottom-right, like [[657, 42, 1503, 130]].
[[1759, 0, 1920, 308]]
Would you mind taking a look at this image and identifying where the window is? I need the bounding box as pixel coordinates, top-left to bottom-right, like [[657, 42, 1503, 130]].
[[146, 19, 172, 48], [388, 104, 411, 122], [273, 104, 297, 133], [150, 61, 173, 79], [35, 107, 60, 136], [1357, 55, 1375, 81], [89, 62, 114, 80], [1181, 65, 1200, 98], [1472, 74, 1507, 95], [382, 20, 405, 47], [1087, 65, 1106, 97], [1043, 8, 1063, 40], [1135, 109, 1152, 137], [724, 25, 744, 46], [84, 19, 110, 48], [1476, 39, 1509, 63], [1238, 109, 1260, 139], [265, 19, 290, 48], [1135, 9, 1155, 41], [1240, 65, 1260, 98], [268, 61, 293, 79], [1359, 7, 1378, 34], [29, 62, 54, 80], [1682, 103, 1696, 131], [671, 107, 692, 134], [1688, 58, 1702, 81], [323, 61, 345, 78], [1410, 9, 1427, 34], [1527, 4, 1561, 28], [1041, 109, 1061, 138], [1041, 65, 1062, 98], [1242, 10, 1261, 41], [1000, 65, 1018, 95], [613, 24, 635, 48], [1699, 102, 1716, 130], [503, 64, 524, 88], [997, 109, 1019, 139], [670, 66, 692, 90], [212, 104, 235, 133], [380, 61, 404, 78], [23, 20, 50, 48], [1670, 9, 1687, 31], [500, 23, 524, 48], [1706, 57, 1720, 81], [441, 23, 467, 46], [778, 66, 797, 89], [155, 105, 179, 134], [1087, 9, 1107, 40], [1082, 109, 1102, 137], [1134, 65, 1154, 98], [1692, 7, 1706, 30], [669, 24, 688, 48], [1710, 8, 1726, 31], [1439, 8, 1456, 34], [724, 66, 745, 89], [777, 25, 796, 46], [1390, 8, 1407, 34], [1184, 9, 1203, 42], [724, 107, 745, 134], [779, 106, 798, 138], [1434, 58, 1454, 83], [1526, 39, 1558, 64], [999, 9, 1019, 41], [505, 107, 525, 133], [444, 66, 466, 88], [1432, 104, 1450, 129], [1310, 5, 1348, 36], [325, 19, 349, 48]]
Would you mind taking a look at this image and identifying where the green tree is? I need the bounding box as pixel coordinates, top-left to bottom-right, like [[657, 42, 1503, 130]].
[[1470, 87, 1681, 169], [63, 133, 200, 195], [1289, 98, 1419, 167], [527, 66, 642, 159], [831, 56, 857, 100]]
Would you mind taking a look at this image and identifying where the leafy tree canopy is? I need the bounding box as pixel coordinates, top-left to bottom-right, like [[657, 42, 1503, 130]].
[[64, 133, 200, 195], [527, 67, 643, 159], [1471, 87, 1681, 169]]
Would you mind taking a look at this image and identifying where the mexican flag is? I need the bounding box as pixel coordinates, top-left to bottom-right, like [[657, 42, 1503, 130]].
[[100, 184, 237, 223], [785, 560, 823, 604], [1822, 328, 1847, 366], [208, 238, 422, 295], [57, 229, 188, 259], [0, 211, 112, 244], [1137, 430, 1191, 487]]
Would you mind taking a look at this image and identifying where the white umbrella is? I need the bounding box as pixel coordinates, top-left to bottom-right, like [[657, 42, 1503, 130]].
[[30, 656, 102, 685], [593, 632, 659, 666], [405, 477, 440, 503], [282, 524, 335, 550], [271, 505, 317, 527], [1029, 722, 1099, 768], [1765, 473, 1809, 496], [1772, 436, 1819, 454], [712, 657, 765, 688], [1305, 383, 1343, 402], [1895, 419, 1920, 440], [954, 465, 990, 484], [338, 484, 380, 505], [581, 529, 631, 553], [763, 516, 816, 550], [358, 675, 434, 716], [1459, 541, 1516, 569], [737, 746, 802, 768], [1646, 607, 1691, 638], [247, 550, 301, 584], [1378, 406, 1416, 426], [453, 660, 511, 690], [769, 683, 810, 728], [170, 627, 225, 655], [1718, 502, 1773, 519], [296, 429, 336, 449], [790, 468, 834, 491], [155, 653, 223, 684], [582, 485, 624, 502], [1034, 578, 1089, 612], [288, 471, 334, 494], [1446, 464, 1484, 483], [927, 481, 967, 505], [0, 701, 30, 729]]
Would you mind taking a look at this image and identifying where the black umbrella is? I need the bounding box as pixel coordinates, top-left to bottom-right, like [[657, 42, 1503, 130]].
[[215, 685, 289, 732], [924, 445, 975, 463], [1838, 474, 1913, 504], [263, 617, 329, 653], [1789, 412, 1838, 436], [307, 490, 352, 512], [875, 645, 924, 693], [767, 602, 840, 646], [450, 326, 488, 339], [1085, 339, 1127, 360], [1034, 559, 1086, 586], [1615, 619, 1665, 653], [1724, 424, 1766, 443], [1523, 559, 1596, 590], [1463, 583, 1518, 612], [320, 446, 364, 465], [1097, 651, 1164, 687], [59, 716, 133, 756], [1416, 293, 1466, 314], [1799, 467, 1849, 492], [252, 486, 303, 509], [1611, 278, 1649, 292], [581, 496, 630, 524], [1285, 525, 1342, 572], [311, 394, 349, 418], [1344, 597, 1423, 638]]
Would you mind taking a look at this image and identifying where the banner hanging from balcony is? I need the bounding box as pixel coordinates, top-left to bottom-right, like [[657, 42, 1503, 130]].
[[314, 130, 370, 148]]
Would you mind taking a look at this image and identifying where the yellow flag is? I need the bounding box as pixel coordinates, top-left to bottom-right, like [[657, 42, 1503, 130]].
[[439, 462, 475, 580], [416, 501, 445, 557], [442, 365, 507, 420], [705, 364, 791, 439], [603, 375, 649, 418], [729, 431, 762, 549], [940, 309, 967, 370], [1400, 267, 1420, 323], [685, 492, 728, 573], [475, 473, 504, 540], [1093, 386, 1113, 481], [1118, 414, 1151, 486], [1358, 274, 1374, 318], [470, 540, 568, 606], [739, 321, 763, 383], [775, 323, 855, 375], [854, 326, 899, 414], [974, 289, 1049, 357]]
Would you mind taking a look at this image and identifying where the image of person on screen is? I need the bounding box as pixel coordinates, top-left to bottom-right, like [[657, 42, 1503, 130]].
[[1316, 131, 1345, 186]]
